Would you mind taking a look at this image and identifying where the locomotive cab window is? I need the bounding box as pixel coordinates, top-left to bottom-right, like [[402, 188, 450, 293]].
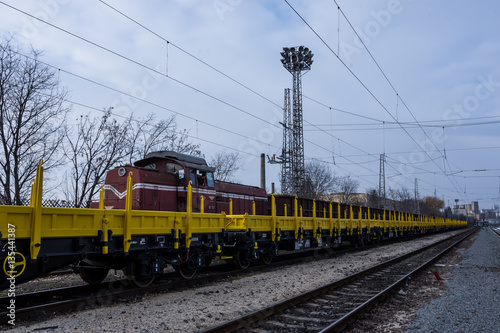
[[166, 162, 185, 181], [166, 162, 183, 173], [189, 169, 196, 185], [206, 172, 215, 187], [197, 170, 213, 187]]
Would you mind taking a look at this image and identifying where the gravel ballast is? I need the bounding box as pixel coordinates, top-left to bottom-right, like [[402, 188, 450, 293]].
[[406, 227, 500, 333], [6, 230, 466, 332]]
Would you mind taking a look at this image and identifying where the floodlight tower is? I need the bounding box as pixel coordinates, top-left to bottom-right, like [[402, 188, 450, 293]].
[[281, 46, 313, 195]]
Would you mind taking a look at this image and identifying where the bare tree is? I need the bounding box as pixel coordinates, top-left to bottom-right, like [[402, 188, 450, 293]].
[[63, 109, 131, 207], [208, 151, 241, 182], [64, 111, 202, 206], [0, 36, 69, 205], [388, 187, 414, 213], [302, 159, 337, 199], [366, 187, 384, 208], [127, 113, 201, 164], [336, 176, 359, 205]]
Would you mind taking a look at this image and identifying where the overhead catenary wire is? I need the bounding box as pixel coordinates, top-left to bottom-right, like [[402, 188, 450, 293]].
[[97, 0, 392, 187], [0, 1, 282, 131], [1, 1, 492, 202], [0, 2, 387, 194], [283, 0, 465, 199]]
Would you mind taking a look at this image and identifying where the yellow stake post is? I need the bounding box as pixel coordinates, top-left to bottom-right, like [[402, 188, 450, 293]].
[[271, 194, 277, 241], [329, 202, 333, 237], [123, 172, 133, 254], [100, 186, 109, 255], [186, 181, 193, 249], [30, 159, 44, 261], [294, 197, 299, 239]]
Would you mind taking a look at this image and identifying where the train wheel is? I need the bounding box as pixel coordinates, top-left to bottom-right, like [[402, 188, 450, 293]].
[[235, 250, 251, 269], [130, 274, 154, 288], [79, 266, 109, 285], [259, 251, 273, 265], [175, 261, 197, 279], [128, 260, 154, 288]]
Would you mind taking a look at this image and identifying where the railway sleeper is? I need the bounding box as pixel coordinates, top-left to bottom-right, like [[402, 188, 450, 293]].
[[280, 313, 332, 324], [260, 320, 320, 331]]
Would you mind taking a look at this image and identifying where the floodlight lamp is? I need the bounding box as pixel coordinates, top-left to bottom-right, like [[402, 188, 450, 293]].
[[283, 47, 290, 53], [281, 58, 286, 65], [290, 47, 295, 52], [304, 47, 309, 53], [299, 46, 304, 52]]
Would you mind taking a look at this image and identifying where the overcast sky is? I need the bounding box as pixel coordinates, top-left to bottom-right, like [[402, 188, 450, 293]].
[[1, 0, 499, 211]]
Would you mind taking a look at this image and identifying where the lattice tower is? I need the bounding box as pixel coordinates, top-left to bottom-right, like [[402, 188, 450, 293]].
[[281, 88, 293, 194]]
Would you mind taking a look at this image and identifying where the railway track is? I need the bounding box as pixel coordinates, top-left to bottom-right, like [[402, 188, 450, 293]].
[[489, 226, 500, 237], [0, 243, 349, 325], [0, 230, 465, 326], [203, 227, 477, 333]]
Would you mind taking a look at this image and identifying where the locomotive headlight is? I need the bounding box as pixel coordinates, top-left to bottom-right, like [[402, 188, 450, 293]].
[[118, 167, 126, 177]]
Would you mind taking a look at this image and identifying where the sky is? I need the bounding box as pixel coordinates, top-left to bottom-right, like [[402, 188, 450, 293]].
[[1, 0, 499, 211]]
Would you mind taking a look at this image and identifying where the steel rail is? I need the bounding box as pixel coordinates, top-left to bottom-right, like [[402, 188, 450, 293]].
[[0, 245, 354, 325], [0, 229, 467, 326], [201, 228, 476, 332], [320, 227, 477, 332], [489, 226, 500, 237]]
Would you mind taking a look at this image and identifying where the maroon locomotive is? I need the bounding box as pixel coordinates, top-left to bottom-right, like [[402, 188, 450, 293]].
[[100, 151, 268, 215]]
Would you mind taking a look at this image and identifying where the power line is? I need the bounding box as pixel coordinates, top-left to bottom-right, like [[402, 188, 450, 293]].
[[0, 1, 282, 130], [98, 0, 284, 111], [5, 46, 275, 159], [284, 0, 464, 198], [0, 1, 387, 192], [92, 1, 397, 187]]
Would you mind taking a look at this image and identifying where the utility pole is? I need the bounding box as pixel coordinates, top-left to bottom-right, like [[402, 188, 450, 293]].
[[379, 153, 386, 208], [414, 178, 420, 214]]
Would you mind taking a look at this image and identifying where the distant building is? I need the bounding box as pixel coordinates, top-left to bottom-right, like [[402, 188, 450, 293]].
[[453, 201, 480, 220]]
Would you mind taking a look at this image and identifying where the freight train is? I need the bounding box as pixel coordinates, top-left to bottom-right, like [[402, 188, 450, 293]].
[[0, 151, 466, 290]]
